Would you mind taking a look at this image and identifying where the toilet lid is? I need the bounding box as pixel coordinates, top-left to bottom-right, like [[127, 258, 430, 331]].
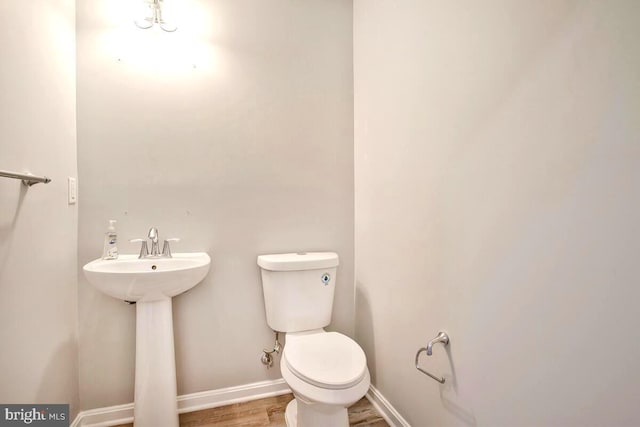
[[284, 332, 367, 390]]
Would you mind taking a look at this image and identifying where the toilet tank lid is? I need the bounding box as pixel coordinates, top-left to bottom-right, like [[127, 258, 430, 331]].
[[257, 252, 339, 271]]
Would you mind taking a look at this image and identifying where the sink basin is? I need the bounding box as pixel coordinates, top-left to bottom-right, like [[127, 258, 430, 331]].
[[83, 252, 210, 302]]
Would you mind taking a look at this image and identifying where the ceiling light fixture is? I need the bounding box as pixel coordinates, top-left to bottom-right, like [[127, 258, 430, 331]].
[[134, 0, 177, 33]]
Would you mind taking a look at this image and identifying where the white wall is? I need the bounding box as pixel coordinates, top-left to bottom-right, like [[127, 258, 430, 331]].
[[76, 0, 354, 410], [0, 0, 79, 418], [354, 1, 640, 426]]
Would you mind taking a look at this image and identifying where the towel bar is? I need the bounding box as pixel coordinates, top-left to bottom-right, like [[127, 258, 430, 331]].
[[0, 169, 51, 186]]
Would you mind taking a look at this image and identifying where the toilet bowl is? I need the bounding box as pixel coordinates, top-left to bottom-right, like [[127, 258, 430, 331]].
[[280, 330, 371, 427]]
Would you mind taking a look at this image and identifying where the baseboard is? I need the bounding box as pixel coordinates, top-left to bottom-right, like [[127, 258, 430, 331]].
[[71, 379, 408, 427], [366, 384, 411, 427], [71, 378, 291, 427]]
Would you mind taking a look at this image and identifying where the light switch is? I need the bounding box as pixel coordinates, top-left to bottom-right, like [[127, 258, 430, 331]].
[[68, 177, 77, 204]]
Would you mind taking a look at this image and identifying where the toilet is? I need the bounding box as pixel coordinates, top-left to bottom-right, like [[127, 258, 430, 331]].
[[258, 252, 371, 427]]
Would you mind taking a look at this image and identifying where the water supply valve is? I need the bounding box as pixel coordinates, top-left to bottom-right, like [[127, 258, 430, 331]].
[[260, 331, 281, 369], [261, 352, 273, 368]]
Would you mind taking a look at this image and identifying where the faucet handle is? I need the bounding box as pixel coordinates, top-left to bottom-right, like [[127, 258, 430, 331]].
[[129, 238, 149, 258], [162, 238, 180, 258]]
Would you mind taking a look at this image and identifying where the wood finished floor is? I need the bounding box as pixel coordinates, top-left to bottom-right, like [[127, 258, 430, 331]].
[[113, 393, 388, 427]]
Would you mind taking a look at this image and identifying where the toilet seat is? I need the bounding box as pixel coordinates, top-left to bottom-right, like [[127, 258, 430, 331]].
[[284, 332, 367, 390]]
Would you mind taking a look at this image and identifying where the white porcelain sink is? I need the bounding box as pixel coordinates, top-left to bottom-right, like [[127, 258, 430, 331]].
[[83, 252, 211, 427], [83, 253, 210, 302]]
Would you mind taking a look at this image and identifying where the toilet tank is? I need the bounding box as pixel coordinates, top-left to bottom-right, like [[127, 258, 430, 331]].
[[258, 252, 339, 333]]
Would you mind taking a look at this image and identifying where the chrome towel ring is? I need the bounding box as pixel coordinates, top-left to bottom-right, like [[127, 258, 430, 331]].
[[415, 331, 450, 384]]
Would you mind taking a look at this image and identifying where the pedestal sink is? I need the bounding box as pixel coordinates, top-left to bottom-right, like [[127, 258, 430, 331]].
[[83, 253, 211, 427]]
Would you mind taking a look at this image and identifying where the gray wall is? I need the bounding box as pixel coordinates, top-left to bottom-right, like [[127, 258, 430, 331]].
[[354, 0, 640, 425], [0, 0, 79, 418], [76, 0, 354, 410]]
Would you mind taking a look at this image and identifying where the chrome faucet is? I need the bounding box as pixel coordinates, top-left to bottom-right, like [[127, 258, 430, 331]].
[[148, 227, 160, 256], [130, 227, 180, 259]]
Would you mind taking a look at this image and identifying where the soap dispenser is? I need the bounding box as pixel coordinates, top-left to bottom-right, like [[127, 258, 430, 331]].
[[102, 220, 118, 260]]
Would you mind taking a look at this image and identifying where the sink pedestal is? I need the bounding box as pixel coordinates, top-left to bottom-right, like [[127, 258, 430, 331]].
[[134, 298, 179, 427], [82, 252, 211, 427]]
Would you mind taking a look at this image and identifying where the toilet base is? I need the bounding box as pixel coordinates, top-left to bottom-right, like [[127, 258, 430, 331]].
[[285, 397, 349, 427], [285, 399, 297, 426]]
